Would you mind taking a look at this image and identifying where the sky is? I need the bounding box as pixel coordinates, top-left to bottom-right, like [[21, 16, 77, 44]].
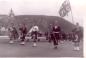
[[0, 0, 85, 26]]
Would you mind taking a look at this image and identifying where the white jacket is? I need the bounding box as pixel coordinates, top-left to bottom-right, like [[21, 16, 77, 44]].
[[29, 26, 39, 33]]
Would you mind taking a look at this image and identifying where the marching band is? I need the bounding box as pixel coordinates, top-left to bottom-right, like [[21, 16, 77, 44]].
[[7, 21, 81, 51]]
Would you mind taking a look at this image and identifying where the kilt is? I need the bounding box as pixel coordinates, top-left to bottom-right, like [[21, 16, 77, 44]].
[[20, 34, 26, 41], [9, 32, 16, 40], [52, 32, 60, 45], [31, 31, 38, 42]]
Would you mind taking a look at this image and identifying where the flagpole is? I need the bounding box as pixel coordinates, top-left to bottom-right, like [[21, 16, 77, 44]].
[[70, 8, 75, 24], [67, 0, 75, 24]]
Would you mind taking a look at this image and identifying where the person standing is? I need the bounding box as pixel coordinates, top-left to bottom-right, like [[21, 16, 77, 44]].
[[31, 25, 39, 47], [48, 24, 53, 43], [52, 21, 61, 49], [72, 23, 81, 51], [8, 23, 18, 44], [19, 23, 27, 45]]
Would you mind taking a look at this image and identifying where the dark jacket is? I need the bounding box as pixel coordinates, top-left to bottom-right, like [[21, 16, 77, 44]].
[[19, 26, 27, 36]]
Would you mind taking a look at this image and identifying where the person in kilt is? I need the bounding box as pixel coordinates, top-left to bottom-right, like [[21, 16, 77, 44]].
[[8, 23, 18, 44], [19, 23, 27, 45], [72, 23, 81, 51], [52, 21, 61, 49], [48, 24, 53, 43], [31, 25, 39, 47], [72, 32, 80, 51]]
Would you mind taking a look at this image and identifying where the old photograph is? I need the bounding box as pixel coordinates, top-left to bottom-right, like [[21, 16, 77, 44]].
[[0, 0, 84, 57]]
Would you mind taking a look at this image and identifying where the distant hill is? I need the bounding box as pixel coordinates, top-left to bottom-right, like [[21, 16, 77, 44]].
[[0, 15, 76, 32], [13, 15, 76, 32], [0, 15, 83, 38], [0, 14, 83, 33], [0, 15, 9, 27]]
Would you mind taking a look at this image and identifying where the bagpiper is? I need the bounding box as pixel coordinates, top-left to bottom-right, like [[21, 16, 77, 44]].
[[29, 25, 39, 47], [19, 23, 27, 45], [8, 23, 18, 44], [51, 21, 61, 49], [72, 23, 81, 51]]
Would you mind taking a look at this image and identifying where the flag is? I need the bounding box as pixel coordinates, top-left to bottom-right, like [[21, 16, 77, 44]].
[[59, 0, 71, 17]]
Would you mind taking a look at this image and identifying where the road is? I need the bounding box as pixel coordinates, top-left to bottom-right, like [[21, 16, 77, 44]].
[[0, 37, 83, 57]]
